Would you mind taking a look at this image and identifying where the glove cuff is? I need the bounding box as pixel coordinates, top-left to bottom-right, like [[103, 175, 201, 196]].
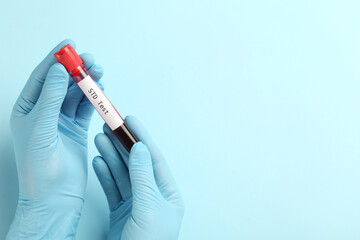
[[6, 198, 83, 240]]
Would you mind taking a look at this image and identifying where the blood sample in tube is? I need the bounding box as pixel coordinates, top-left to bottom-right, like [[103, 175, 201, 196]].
[[54, 44, 138, 152]]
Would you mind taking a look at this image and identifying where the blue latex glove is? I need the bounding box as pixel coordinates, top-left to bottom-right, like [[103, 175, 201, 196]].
[[93, 116, 184, 240], [7, 39, 104, 239]]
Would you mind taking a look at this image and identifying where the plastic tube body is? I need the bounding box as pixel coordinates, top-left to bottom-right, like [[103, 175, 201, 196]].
[[54, 44, 138, 151], [72, 66, 138, 152]]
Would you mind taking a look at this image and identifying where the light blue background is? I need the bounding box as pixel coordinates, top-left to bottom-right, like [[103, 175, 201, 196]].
[[1, 0, 360, 239]]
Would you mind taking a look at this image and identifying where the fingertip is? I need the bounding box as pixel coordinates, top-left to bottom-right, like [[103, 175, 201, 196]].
[[80, 52, 94, 60], [54, 39, 76, 53], [94, 132, 108, 147], [130, 142, 151, 163], [94, 64, 104, 75], [91, 64, 104, 80], [124, 115, 144, 134], [63, 39, 76, 48], [92, 155, 122, 210], [125, 116, 148, 143], [92, 156, 111, 184], [124, 115, 141, 133], [92, 156, 104, 168], [131, 141, 146, 151], [125, 115, 137, 124], [61, 38, 75, 45], [79, 52, 95, 69], [103, 123, 112, 135]]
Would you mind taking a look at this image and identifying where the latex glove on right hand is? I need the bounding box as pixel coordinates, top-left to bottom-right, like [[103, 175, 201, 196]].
[[93, 116, 184, 240]]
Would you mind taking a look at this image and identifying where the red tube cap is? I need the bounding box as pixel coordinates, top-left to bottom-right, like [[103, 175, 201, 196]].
[[54, 44, 83, 76]]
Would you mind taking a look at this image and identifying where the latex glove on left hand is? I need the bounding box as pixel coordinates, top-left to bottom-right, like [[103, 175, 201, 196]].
[[6, 39, 104, 239], [93, 116, 184, 240]]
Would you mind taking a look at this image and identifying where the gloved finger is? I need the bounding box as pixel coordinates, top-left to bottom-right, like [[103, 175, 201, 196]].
[[75, 80, 104, 129], [129, 142, 159, 202], [103, 123, 130, 166], [30, 63, 69, 139], [13, 39, 75, 116], [125, 116, 182, 203], [61, 53, 104, 119], [95, 133, 132, 201], [93, 156, 122, 210]]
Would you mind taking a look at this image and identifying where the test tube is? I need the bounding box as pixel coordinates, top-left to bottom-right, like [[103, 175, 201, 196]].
[[54, 44, 138, 152]]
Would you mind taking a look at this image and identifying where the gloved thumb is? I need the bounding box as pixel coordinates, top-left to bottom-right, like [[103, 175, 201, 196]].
[[33, 63, 68, 124], [129, 142, 159, 202]]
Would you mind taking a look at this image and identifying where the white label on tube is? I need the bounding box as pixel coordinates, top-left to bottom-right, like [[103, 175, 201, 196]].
[[77, 75, 124, 130]]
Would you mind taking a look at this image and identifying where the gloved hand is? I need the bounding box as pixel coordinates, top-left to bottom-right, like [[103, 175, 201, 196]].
[[7, 39, 104, 239], [93, 116, 184, 240]]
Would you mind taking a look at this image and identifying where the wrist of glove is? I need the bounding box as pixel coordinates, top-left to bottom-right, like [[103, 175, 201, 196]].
[[7, 197, 83, 240]]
